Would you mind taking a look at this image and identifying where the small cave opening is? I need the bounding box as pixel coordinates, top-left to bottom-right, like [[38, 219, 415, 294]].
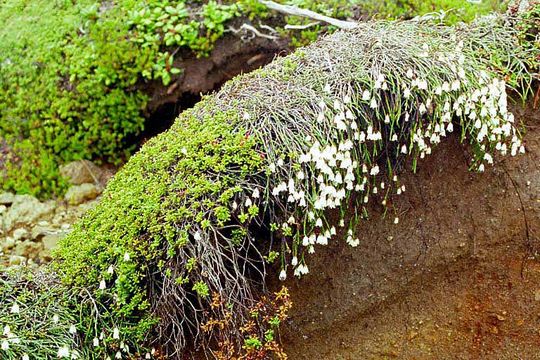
[[139, 92, 202, 144], [130, 35, 291, 150]]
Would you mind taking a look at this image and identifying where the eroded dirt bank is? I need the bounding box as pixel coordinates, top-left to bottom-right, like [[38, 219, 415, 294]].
[[279, 103, 540, 359]]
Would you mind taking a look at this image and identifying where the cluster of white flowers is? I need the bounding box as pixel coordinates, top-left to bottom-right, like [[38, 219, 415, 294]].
[[2, 310, 80, 359], [259, 39, 524, 282], [57, 345, 78, 359], [403, 41, 523, 168], [90, 326, 137, 359], [2, 324, 21, 352]]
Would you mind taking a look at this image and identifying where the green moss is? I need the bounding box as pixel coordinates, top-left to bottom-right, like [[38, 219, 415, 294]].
[[0, 0, 250, 198], [0, 0, 150, 197], [360, 0, 506, 24], [55, 101, 264, 351]]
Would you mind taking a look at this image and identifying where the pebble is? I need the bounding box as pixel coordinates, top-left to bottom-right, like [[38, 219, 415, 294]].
[[3, 237, 15, 250], [8, 255, 26, 266], [1, 161, 111, 267], [13, 228, 29, 241], [1, 192, 100, 267], [0, 192, 15, 205], [64, 183, 101, 205]]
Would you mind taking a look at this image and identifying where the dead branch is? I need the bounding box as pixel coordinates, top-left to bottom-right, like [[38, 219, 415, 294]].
[[228, 23, 281, 41], [285, 21, 321, 30], [258, 0, 358, 30]]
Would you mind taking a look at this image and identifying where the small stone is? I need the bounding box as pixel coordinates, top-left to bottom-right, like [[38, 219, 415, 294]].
[[13, 228, 29, 241], [31, 225, 54, 240], [3, 195, 55, 231], [37, 220, 50, 226], [42, 233, 63, 252], [0, 192, 15, 205], [8, 255, 26, 266], [2, 237, 15, 250], [0, 205, 6, 214], [14, 240, 43, 259], [60, 160, 104, 185], [64, 184, 101, 205], [39, 234, 64, 261]]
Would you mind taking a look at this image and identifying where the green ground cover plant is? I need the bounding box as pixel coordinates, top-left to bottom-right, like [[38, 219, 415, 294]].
[[361, 0, 506, 24], [0, 0, 508, 198]]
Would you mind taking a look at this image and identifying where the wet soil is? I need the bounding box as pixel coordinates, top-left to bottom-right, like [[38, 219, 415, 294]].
[[280, 102, 540, 359]]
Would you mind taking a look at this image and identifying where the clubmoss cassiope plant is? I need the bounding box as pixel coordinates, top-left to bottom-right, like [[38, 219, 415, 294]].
[[51, 10, 540, 358], [0, 270, 82, 359]]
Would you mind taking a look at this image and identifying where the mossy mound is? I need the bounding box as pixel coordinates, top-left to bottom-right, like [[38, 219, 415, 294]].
[[51, 7, 539, 358]]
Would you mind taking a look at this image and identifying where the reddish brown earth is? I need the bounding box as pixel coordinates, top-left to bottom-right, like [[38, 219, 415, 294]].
[[279, 102, 540, 359], [143, 32, 289, 115]]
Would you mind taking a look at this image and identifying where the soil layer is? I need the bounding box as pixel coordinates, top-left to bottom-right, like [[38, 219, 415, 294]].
[[280, 102, 540, 359]]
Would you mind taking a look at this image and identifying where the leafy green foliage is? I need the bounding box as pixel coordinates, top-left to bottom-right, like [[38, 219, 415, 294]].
[[128, 0, 241, 84], [0, 0, 149, 197], [1, 0, 508, 198], [360, 0, 506, 24]]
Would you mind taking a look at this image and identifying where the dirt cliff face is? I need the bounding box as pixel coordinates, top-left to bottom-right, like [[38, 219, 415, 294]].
[[279, 101, 540, 359]]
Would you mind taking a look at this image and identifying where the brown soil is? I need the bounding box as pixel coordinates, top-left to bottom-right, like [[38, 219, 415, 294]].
[[143, 31, 289, 115], [279, 102, 540, 359]]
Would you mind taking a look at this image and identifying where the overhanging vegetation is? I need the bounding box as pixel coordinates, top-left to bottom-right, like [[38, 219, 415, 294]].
[[0, 3, 538, 359]]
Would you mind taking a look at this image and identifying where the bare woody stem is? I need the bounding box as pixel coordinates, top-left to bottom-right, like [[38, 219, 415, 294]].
[[258, 0, 359, 30]]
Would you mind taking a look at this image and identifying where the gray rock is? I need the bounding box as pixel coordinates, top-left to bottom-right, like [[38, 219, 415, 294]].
[[14, 240, 43, 259], [12, 228, 29, 241], [2, 237, 15, 250], [64, 183, 101, 205], [0, 192, 15, 205], [42, 233, 63, 251], [39, 233, 64, 261], [31, 224, 55, 240], [60, 160, 104, 185], [3, 195, 55, 231], [8, 255, 26, 266]]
